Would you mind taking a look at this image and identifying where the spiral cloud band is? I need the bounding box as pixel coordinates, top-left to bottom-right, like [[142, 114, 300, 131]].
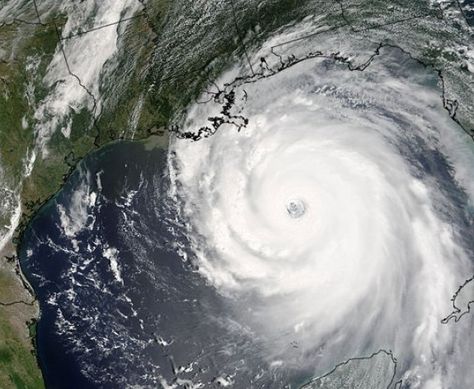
[[169, 45, 474, 387]]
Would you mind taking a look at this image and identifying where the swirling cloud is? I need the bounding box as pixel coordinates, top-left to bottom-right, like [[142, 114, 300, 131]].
[[169, 44, 474, 387]]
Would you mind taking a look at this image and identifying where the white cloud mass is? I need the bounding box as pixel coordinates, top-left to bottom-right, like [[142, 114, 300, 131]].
[[168, 41, 474, 388]]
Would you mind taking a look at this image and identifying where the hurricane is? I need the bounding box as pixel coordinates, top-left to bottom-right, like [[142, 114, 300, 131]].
[[168, 40, 474, 387], [8, 1, 474, 387]]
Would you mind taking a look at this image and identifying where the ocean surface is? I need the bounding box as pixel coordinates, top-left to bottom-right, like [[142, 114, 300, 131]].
[[19, 140, 314, 388]]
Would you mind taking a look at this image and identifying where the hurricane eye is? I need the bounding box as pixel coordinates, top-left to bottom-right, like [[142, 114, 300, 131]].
[[286, 199, 306, 218]]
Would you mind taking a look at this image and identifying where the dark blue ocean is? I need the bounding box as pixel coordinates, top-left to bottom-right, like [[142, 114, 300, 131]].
[[19, 139, 315, 388]]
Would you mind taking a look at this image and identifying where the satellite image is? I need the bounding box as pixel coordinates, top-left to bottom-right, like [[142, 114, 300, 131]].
[[0, 0, 473, 388]]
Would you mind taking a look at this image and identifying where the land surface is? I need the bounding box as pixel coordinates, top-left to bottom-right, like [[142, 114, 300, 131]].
[[0, 0, 473, 387]]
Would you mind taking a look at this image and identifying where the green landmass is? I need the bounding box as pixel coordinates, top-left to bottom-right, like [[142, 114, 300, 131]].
[[0, 264, 43, 389], [0, 0, 473, 387]]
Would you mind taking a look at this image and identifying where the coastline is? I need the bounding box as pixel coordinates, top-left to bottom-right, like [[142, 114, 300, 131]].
[[0, 237, 43, 388]]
